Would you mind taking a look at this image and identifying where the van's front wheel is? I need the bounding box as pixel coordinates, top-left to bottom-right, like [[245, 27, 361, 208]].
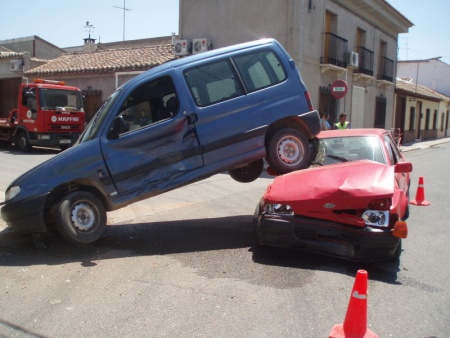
[[55, 191, 107, 244], [266, 128, 310, 174]]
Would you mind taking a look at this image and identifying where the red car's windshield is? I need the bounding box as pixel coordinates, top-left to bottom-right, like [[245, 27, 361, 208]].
[[315, 136, 386, 165]]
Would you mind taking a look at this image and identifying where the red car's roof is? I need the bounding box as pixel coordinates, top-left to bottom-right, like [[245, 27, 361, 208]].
[[318, 128, 388, 138]]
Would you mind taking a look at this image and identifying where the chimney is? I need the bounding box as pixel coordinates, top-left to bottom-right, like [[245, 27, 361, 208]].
[[83, 37, 97, 53]]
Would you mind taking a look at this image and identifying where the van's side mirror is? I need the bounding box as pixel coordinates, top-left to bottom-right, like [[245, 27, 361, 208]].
[[108, 116, 129, 139]]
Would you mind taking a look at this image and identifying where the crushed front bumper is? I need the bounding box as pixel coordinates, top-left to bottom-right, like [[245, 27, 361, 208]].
[[254, 212, 400, 261], [1, 192, 50, 234]]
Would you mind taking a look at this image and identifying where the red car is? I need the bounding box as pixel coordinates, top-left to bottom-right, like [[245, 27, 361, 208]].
[[254, 129, 413, 261]]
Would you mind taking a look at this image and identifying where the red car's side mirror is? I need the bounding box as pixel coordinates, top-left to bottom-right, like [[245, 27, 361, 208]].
[[395, 161, 413, 173]]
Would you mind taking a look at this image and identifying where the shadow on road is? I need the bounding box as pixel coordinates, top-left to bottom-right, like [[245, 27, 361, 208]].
[[0, 215, 400, 284]]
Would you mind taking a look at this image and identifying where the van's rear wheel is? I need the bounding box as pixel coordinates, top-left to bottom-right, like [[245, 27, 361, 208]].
[[267, 128, 310, 174], [15, 131, 32, 152], [228, 159, 264, 183], [55, 191, 107, 244]]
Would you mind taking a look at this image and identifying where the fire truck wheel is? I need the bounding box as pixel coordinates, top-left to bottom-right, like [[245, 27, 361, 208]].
[[55, 191, 107, 244], [15, 131, 32, 152]]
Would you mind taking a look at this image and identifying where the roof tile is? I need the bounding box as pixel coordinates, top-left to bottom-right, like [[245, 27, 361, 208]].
[[26, 44, 176, 75]]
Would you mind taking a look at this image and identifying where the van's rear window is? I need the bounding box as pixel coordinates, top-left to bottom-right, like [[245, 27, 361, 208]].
[[184, 50, 286, 107]]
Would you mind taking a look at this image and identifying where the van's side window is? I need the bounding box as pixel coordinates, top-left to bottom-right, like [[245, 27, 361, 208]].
[[184, 60, 244, 107], [233, 50, 287, 92], [116, 76, 179, 135]]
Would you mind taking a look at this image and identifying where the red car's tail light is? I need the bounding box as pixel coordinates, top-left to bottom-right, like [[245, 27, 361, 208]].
[[392, 221, 408, 238], [368, 198, 390, 210]]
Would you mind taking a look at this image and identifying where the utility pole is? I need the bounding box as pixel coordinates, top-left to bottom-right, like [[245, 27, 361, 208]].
[[113, 0, 132, 41]]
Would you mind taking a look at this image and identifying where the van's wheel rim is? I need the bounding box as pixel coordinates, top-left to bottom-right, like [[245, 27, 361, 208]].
[[71, 202, 96, 232], [277, 136, 303, 165]]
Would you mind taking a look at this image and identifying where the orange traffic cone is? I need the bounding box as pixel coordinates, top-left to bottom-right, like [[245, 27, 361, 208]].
[[410, 176, 430, 206], [329, 270, 378, 338]]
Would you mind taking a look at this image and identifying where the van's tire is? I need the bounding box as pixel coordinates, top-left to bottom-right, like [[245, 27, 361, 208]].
[[55, 191, 107, 244], [15, 131, 32, 152], [266, 128, 310, 174], [228, 159, 264, 183]]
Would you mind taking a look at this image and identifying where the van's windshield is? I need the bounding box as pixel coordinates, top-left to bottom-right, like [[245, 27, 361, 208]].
[[79, 89, 121, 143]]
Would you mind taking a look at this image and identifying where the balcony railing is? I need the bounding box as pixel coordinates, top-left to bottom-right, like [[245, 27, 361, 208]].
[[378, 56, 394, 82], [321, 32, 348, 68], [354, 46, 374, 76]]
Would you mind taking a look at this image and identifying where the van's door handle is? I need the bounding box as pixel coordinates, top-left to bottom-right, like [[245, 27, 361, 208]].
[[186, 112, 198, 124]]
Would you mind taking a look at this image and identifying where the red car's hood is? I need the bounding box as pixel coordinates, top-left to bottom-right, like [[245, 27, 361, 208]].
[[263, 160, 394, 213]]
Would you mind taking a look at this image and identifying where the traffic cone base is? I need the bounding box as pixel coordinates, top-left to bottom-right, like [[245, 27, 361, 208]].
[[329, 324, 378, 338], [410, 176, 430, 206], [329, 270, 378, 338]]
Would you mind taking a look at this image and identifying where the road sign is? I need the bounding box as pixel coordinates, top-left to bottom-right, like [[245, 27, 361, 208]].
[[331, 80, 348, 99]]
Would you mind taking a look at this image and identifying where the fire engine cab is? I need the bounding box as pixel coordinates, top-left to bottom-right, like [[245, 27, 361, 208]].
[[0, 79, 85, 151]]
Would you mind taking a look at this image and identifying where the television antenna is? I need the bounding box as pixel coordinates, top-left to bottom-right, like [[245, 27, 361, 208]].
[[113, 0, 132, 41], [84, 21, 95, 39]]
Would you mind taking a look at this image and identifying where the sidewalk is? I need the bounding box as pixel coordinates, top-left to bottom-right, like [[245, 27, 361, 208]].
[[400, 136, 450, 152]]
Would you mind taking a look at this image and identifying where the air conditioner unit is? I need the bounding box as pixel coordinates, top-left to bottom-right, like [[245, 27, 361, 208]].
[[347, 51, 359, 67], [192, 38, 212, 54], [10, 59, 24, 72], [173, 39, 191, 56]]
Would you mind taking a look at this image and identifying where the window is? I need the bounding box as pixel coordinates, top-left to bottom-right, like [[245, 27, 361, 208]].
[[374, 96, 386, 128], [233, 50, 286, 92], [116, 76, 179, 135], [409, 107, 415, 131], [318, 136, 385, 165], [433, 110, 437, 130], [384, 135, 401, 165], [184, 59, 244, 107], [184, 50, 287, 107], [425, 109, 430, 130]]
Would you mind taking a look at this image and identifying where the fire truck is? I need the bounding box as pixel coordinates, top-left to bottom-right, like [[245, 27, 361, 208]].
[[0, 79, 85, 151]]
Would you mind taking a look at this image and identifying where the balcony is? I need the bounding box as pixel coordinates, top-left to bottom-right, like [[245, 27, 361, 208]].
[[320, 32, 348, 74], [352, 46, 374, 84], [377, 56, 394, 88]]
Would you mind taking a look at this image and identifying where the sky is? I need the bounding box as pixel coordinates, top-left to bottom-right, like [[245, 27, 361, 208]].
[[387, 0, 450, 64], [0, 1, 449, 65], [0, 0, 179, 47]]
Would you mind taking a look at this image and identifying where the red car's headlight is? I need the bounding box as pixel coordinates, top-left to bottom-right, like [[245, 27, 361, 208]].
[[361, 210, 389, 227], [264, 204, 293, 215]]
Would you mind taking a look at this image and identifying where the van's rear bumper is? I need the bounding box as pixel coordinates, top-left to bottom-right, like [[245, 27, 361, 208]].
[[298, 110, 321, 138], [1, 192, 49, 234]]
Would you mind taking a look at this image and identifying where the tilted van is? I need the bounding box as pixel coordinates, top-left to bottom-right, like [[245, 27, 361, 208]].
[[1, 38, 320, 244]]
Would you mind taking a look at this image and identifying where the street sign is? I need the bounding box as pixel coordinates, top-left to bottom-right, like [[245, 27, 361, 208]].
[[331, 80, 348, 99]]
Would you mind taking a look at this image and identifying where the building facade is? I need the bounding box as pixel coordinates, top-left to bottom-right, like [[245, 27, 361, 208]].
[[396, 58, 450, 141], [395, 78, 450, 143], [179, 0, 412, 129]]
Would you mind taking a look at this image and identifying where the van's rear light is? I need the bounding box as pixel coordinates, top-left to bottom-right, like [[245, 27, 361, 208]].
[[368, 198, 390, 210], [304, 91, 314, 111]]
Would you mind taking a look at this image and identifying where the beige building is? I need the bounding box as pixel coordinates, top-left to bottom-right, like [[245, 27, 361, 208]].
[[395, 78, 450, 143], [179, 0, 413, 128]]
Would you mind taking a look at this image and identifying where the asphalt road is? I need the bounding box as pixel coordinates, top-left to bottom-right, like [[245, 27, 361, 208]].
[[0, 141, 449, 337]]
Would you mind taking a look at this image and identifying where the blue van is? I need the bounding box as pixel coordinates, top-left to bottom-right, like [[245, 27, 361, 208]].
[[1, 38, 320, 244]]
